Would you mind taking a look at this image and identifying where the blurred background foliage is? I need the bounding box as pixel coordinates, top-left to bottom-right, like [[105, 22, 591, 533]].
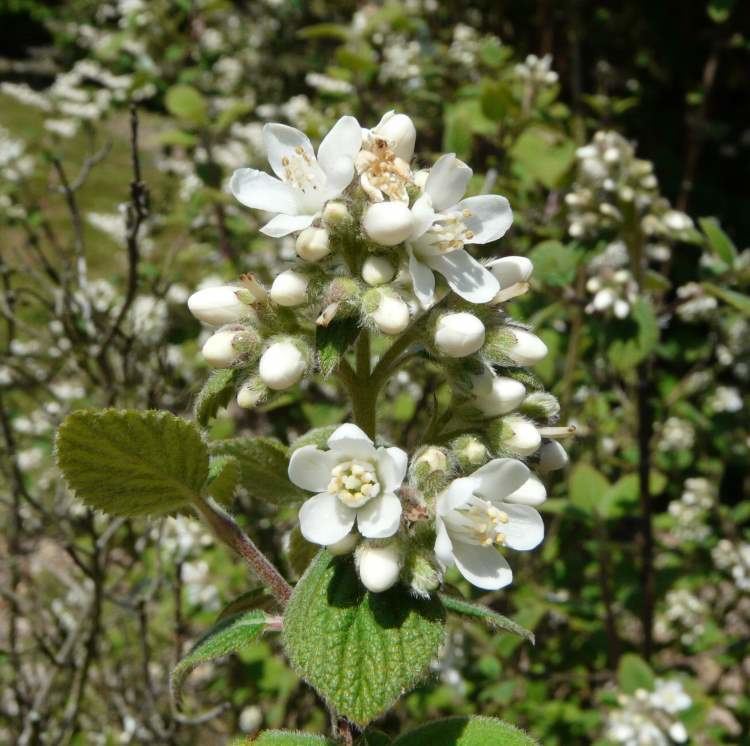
[[0, 1, 748, 744]]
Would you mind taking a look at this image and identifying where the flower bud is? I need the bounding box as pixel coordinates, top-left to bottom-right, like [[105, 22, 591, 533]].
[[362, 255, 396, 286], [452, 435, 488, 470], [259, 341, 306, 390], [537, 440, 569, 473], [327, 531, 360, 556], [416, 446, 449, 474], [270, 270, 308, 307], [370, 292, 410, 335], [505, 473, 547, 506], [201, 330, 243, 368], [475, 376, 526, 417], [322, 200, 349, 226], [403, 547, 441, 598], [296, 227, 330, 262], [237, 378, 267, 409], [500, 415, 542, 457], [487, 256, 533, 289], [521, 391, 561, 422], [507, 328, 548, 366], [374, 111, 416, 161], [188, 285, 251, 326], [355, 541, 402, 593], [434, 312, 485, 358], [362, 202, 414, 246]]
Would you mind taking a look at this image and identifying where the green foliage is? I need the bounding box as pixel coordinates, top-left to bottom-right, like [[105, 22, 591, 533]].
[[282, 552, 446, 726], [56, 410, 207, 516], [510, 127, 575, 188], [237, 731, 335, 745], [165, 84, 208, 126], [171, 610, 267, 702], [439, 594, 535, 644], [617, 654, 655, 694], [608, 298, 659, 372], [316, 317, 361, 378], [206, 455, 240, 505], [289, 425, 339, 452], [211, 436, 307, 504], [528, 241, 581, 287], [391, 717, 538, 746], [194, 369, 239, 425], [699, 217, 737, 266], [703, 282, 750, 315], [357, 730, 392, 746], [568, 463, 611, 515]]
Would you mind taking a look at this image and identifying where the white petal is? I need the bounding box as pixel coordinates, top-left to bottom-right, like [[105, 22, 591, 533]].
[[230, 168, 300, 214], [260, 213, 315, 237], [410, 194, 437, 239], [376, 447, 408, 492], [436, 476, 475, 515], [263, 123, 320, 181], [497, 503, 544, 550], [424, 249, 500, 304], [356, 493, 402, 538], [425, 154, 472, 212], [434, 519, 454, 567], [471, 458, 530, 502], [458, 195, 513, 244], [298, 492, 356, 545], [486, 256, 533, 289], [408, 249, 436, 309], [451, 541, 513, 590], [288, 445, 341, 492], [317, 115, 362, 193], [327, 423, 376, 460], [505, 474, 547, 506]]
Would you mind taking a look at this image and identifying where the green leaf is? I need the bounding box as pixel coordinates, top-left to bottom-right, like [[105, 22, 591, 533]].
[[289, 426, 339, 453], [238, 731, 335, 745], [211, 437, 307, 504], [608, 298, 659, 371], [510, 126, 576, 189], [56, 410, 207, 516], [443, 100, 496, 160], [617, 653, 655, 694], [282, 552, 445, 726], [439, 594, 535, 644], [391, 716, 538, 746], [357, 730, 392, 746], [165, 84, 208, 126], [195, 369, 239, 426], [569, 463, 611, 515], [217, 588, 274, 622], [699, 217, 737, 266], [702, 283, 750, 315], [287, 525, 319, 579], [600, 474, 639, 519], [528, 241, 581, 286], [297, 23, 351, 40], [171, 610, 267, 702], [158, 129, 199, 147], [206, 455, 240, 505], [316, 317, 361, 378]]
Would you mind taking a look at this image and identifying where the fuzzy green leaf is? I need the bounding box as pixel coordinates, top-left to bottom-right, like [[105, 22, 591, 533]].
[[439, 594, 535, 644], [211, 437, 307, 504], [702, 282, 750, 316], [510, 126, 576, 189], [392, 716, 538, 746], [206, 455, 240, 506], [165, 84, 208, 125], [287, 526, 319, 579], [217, 588, 275, 622], [528, 241, 581, 287], [233, 731, 335, 745], [357, 731, 391, 746], [56, 409, 207, 516], [569, 463, 611, 515], [699, 217, 737, 266], [171, 610, 267, 702], [282, 552, 445, 726], [289, 425, 339, 453], [195, 369, 239, 426], [618, 653, 655, 694], [316, 317, 361, 378]]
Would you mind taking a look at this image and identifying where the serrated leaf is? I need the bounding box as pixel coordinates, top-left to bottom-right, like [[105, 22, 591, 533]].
[[510, 126, 576, 189], [617, 653, 655, 694], [211, 437, 307, 504], [195, 369, 239, 426], [56, 410, 207, 516], [569, 463, 611, 515], [282, 552, 445, 726], [234, 731, 335, 745], [391, 716, 538, 746], [171, 610, 267, 702], [165, 84, 208, 126], [206, 455, 240, 505], [439, 594, 534, 644], [316, 317, 361, 378], [699, 217, 737, 266], [528, 241, 581, 286]]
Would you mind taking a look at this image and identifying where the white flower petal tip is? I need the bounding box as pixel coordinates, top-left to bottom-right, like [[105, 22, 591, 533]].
[[201, 330, 242, 368], [434, 312, 485, 357], [188, 285, 252, 326], [507, 328, 548, 366], [537, 440, 569, 473], [487, 256, 533, 288], [356, 542, 402, 592], [270, 270, 308, 307], [424, 153, 473, 212], [474, 376, 526, 417], [299, 492, 356, 545], [503, 416, 542, 457], [259, 341, 306, 390], [371, 294, 410, 335], [505, 474, 547, 506], [363, 202, 415, 246], [372, 111, 416, 162], [327, 531, 360, 556]]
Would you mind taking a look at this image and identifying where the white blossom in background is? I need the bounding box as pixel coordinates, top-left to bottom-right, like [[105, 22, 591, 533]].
[[712, 539, 750, 592], [667, 477, 714, 543], [658, 417, 695, 452], [514, 54, 558, 86], [655, 588, 708, 646], [708, 385, 743, 414]]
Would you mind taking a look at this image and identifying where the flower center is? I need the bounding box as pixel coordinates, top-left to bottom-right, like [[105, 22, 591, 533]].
[[445, 495, 509, 546], [280, 147, 326, 209], [328, 459, 381, 508], [356, 137, 412, 202], [416, 209, 475, 255]]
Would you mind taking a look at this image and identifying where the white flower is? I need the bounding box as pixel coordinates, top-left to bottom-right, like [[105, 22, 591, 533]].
[[296, 226, 330, 261], [650, 679, 691, 715], [355, 541, 403, 592], [371, 293, 410, 335], [537, 440, 569, 473], [406, 154, 511, 307], [201, 330, 243, 368], [356, 111, 416, 202], [259, 341, 306, 390], [472, 370, 526, 416], [270, 270, 308, 307], [434, 312, 485, 357], [502, 415, 542, 456], [362, 201, 415, 246], [188, 285, 252, 325], [434, 458, 544, 590], [362, 255, 396, 286], [230, 116, 362, 237], [505, 327, 548, 365], [289, 424, 407, 546]]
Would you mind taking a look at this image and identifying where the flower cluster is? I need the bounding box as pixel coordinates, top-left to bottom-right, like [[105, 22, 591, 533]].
[[187, 110, 569, 593], [605, 679, 692, 745]]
